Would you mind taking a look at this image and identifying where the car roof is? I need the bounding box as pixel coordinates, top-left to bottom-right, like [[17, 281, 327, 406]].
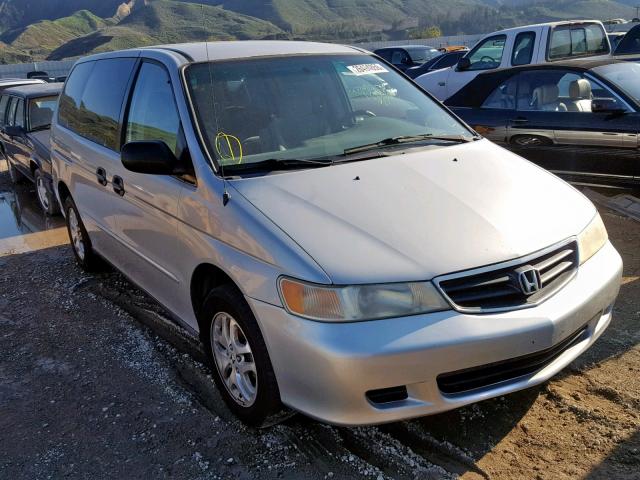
[[478, 58, 626, 76], [0, 78, 45, 86], [81, 41, 368, 66], [374, 45, 435, 52], [490, 19, 604, 35], [2, 82, 63, 99]]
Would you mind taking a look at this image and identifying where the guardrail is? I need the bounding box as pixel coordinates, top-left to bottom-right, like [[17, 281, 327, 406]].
[[0, 60, 75, 80]]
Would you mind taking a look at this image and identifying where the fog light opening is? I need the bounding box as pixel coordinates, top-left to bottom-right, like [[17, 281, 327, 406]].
[[366, 386, 408, 404]]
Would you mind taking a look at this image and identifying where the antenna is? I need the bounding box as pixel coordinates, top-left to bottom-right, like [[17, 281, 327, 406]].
[[201, 4, 230, 206]]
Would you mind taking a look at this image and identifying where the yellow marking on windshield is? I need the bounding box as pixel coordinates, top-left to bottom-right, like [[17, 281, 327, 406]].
[[215, 132, 243, 165]]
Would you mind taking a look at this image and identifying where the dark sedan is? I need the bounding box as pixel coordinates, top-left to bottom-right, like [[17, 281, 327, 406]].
[[445, 59, 640, 187], [374, 45, 440, 72], [405, 51, 468, 79], [0, 83, 63, 214]]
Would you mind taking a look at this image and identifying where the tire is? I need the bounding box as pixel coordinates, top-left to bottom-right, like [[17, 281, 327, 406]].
[[35, 169, 60, 216], [63, 196, 102, 271], [201, 284, 281, 426]]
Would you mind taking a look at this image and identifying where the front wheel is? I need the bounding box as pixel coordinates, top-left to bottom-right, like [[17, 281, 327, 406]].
[[202, 284, 281, 425]]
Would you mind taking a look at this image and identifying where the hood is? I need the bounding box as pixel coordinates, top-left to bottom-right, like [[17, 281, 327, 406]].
[[233, 140, 595, 285]]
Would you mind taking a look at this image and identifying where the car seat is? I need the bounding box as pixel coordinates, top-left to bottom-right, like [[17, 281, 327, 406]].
[[530, 84, 568, 112], [566, 79, 592, 112]]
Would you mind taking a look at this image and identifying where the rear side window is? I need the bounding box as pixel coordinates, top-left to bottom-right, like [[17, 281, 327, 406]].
[[6, 98, 18, 126], [14, 99, 24, 128], [0, 96, 9, 125], [58, 61, 95, 133], [512, 32, 536, 66], [549, 24, 609, 60], [58, 58, 136, 150], [125, 62, 181, 155]]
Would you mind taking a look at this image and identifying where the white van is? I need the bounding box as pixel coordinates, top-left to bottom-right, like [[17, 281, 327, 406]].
[[417, 21, 611, 101]]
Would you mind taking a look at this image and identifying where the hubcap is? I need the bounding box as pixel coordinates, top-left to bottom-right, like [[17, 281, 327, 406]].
[[36, 177, 49, 210], [210, 312, 257, 407], [68, 208, 85, 261]]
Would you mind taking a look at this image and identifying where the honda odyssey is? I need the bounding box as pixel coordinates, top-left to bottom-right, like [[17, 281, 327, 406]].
[[51, 41, 622, 426]]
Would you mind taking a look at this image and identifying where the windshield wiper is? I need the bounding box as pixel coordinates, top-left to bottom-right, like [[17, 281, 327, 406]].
[[343, 134, 477, 155], [222, 157, 333, 175]]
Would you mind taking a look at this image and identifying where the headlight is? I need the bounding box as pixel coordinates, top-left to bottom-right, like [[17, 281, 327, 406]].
[[577, 213, 608, 265], [278, 278, 450, 322]]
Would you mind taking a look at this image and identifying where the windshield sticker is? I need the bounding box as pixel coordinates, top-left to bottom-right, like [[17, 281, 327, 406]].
[[346, 64, 389, 76]]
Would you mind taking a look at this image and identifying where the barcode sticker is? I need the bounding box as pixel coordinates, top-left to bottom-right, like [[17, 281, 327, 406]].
[[346, 64, 389, 76]]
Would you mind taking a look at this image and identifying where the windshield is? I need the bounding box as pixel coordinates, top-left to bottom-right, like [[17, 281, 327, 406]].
[[29, 95, 57, 130], [405, 47, 440, 63], [593, 62, 640, 102], [185, 54, 471, 170]]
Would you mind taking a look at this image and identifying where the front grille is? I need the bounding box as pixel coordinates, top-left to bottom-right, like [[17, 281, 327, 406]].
[[436, 240, 578, 313], [437, 326, 589, 395]]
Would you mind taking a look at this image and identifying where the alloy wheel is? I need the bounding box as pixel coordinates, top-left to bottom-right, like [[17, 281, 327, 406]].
[[36, 176, 49, 211], [210, 312, 258, 407], [68, 208, 85, 261]]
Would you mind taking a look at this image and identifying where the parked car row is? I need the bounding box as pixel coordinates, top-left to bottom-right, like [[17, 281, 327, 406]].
[[0, 34, 627, 428], [0, 82, 62, 213], [369, 20, 638, 188], [446, 59, 640, 187]]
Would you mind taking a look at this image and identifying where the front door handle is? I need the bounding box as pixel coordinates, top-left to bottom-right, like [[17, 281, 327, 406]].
[[511, 117, 529, 124], [112, 175, 125, 197], [96, 167, 108, 186]]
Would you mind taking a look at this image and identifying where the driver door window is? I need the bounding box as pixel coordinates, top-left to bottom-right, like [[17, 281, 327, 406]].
[[126, 62, 181, 155], [466, 35, 506, 71]]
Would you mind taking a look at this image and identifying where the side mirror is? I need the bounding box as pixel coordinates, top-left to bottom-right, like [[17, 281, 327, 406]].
[[3, 125, 24, 137], [592, 97, 626, 114], [121, 140, 182, 175], [457, 57, 471, 71]]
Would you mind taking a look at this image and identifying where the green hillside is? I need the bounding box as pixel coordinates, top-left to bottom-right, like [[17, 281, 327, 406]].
[[0, 0, 124, 34], [1, 10, 109, 58], [48, 1, 285, 60], [0, 0, 637, 63]]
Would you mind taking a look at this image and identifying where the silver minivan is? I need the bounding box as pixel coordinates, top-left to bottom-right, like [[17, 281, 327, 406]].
[[51, 41, 622, 426]]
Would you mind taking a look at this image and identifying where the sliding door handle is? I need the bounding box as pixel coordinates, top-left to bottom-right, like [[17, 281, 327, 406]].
[[112, 175, 125, 197], [96, 167, 108, 186]]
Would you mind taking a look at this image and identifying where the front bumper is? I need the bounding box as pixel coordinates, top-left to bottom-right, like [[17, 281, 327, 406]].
[[249, 241, 622, 426]]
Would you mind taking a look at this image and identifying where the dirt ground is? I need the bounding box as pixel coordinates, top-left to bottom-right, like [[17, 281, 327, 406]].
[[0, 171, 639, 479]]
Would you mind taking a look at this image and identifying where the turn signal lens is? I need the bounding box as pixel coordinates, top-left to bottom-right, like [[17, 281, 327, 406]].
[[279, 278, 449, 322]]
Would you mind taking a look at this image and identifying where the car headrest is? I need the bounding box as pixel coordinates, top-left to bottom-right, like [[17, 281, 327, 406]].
[[533, 84, 559, 105], [569, 79, 592, 100]]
